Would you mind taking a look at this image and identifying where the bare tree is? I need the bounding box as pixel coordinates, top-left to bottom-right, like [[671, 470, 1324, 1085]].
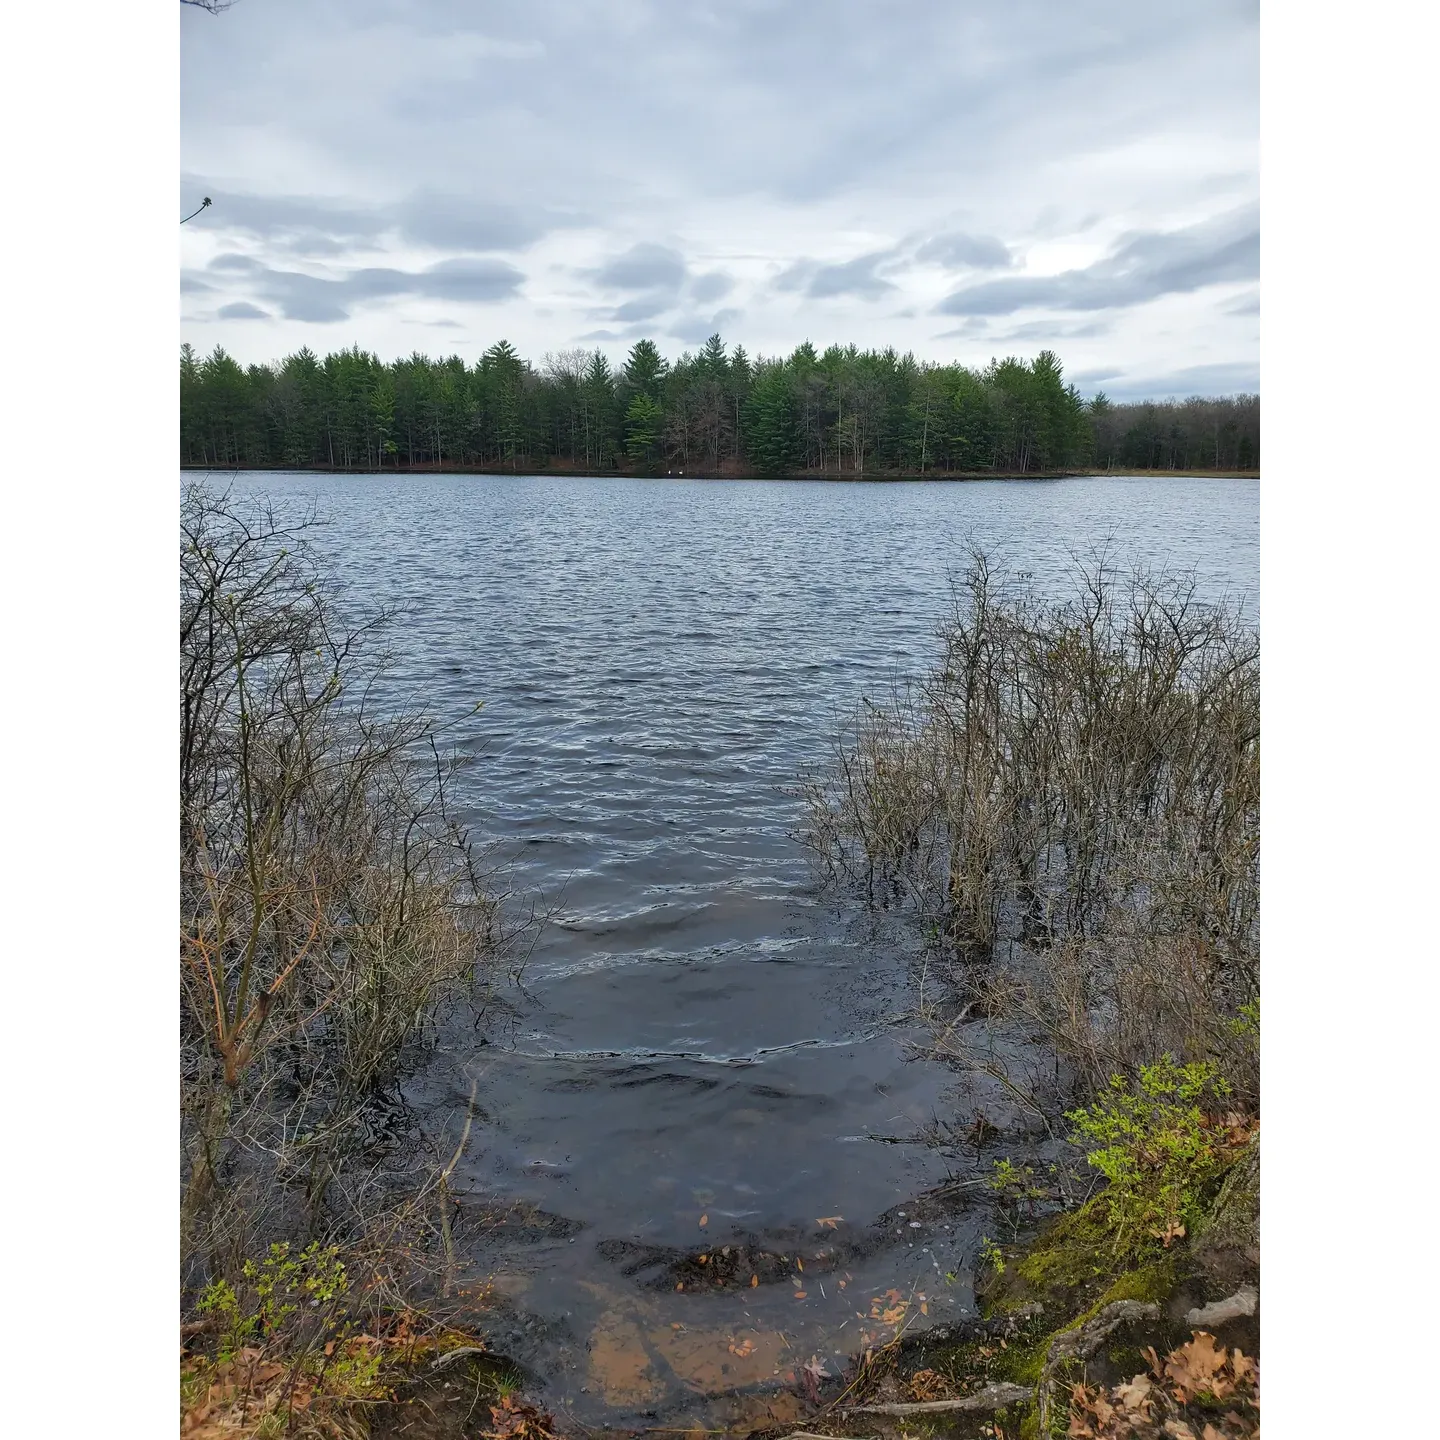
[[180, 485, 501, 1282]]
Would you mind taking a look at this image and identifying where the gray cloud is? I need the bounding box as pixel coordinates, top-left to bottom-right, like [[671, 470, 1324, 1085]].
[[690, 271, 735, 304], [776, 251, 896, 300], [1076, 361, 1260, 400], [590, 243, 687, 293], [208, 253, 264, 274], [936, 206, 1258, 317], [195, 255, 525, 323], [217, 301, 271, 320], [182, 181, 575, 256], [985, 318, 1113, 342], [914, 231, 1013, 270], [610, 295, 672, 323], [667, 308, 744, 346]]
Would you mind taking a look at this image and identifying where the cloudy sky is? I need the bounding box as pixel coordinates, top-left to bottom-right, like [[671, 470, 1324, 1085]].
[[181, 0, 1258, 399]]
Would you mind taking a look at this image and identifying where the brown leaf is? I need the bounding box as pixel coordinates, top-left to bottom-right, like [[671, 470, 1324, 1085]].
[[816, 1216, 843, 1229], [1114, 1373, 1156, 1415], [1231, 1348, 1259, 1388], [794, 1290, 807, 1300], [698, 1213, 708, 1227], [1166, 1331, 1229, 1401], [750, 1274, 758, 1287]]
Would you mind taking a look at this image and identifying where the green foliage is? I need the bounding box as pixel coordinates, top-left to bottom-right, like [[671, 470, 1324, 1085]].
[[197, 1242, 384, 1402], [624, 391, 664, 464], [184, 340, 1254, 474], [199, 1241, 352, 1359], [989, 1158, 1046, 1203], [1066, 1058, 1234, 1259], [978, 1235, 1006, 1275]]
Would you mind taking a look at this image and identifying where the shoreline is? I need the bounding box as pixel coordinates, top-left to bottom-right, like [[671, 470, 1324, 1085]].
[[181, 464, 1259, 482]]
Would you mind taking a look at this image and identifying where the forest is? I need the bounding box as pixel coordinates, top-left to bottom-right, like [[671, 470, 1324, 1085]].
[[180, 336, 1260, 476]]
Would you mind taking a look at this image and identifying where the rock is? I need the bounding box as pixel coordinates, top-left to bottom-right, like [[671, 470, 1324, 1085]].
[[1185, 1284, 1258, 1328]]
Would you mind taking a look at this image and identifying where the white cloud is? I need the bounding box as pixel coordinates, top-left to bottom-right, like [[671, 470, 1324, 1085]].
[[182, 0, 1258, 389]]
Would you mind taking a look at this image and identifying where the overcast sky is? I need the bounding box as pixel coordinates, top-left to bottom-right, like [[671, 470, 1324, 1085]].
[[181, 0, 1258, 399]]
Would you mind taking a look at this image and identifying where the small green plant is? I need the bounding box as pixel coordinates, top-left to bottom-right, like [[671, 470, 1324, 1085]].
[[1066, 1056, 1235, 1259], [188, 1242, 386, 1433], [199, 1241, 353, 1361], [978, 1235, 1006, 1275], [988, 1157, 1046, 1204]]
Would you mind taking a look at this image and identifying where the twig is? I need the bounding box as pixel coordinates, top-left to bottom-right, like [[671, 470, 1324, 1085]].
[[430, 1345, 488, 1372], [840, 1384, 1030, 1415]]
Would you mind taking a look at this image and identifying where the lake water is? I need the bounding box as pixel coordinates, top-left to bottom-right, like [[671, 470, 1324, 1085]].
[[216, 471, 1258, 1423]]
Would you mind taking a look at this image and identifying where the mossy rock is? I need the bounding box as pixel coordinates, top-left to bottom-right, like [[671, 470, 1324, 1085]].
[[1193, 1131, 1259, 1276], [979, 1198, 1147, 1319]]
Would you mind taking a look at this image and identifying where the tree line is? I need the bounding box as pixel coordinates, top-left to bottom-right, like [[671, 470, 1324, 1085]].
[[180, 336, 1259, 476]]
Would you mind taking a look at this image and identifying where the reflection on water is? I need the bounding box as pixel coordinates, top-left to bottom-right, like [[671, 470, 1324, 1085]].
[[219, 471, 1258, 1420]]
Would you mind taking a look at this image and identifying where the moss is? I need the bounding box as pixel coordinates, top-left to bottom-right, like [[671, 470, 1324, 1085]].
[[1066, 1255, 1179, 1330], [1193, 1132, 1259, 1255], [990, 1335, 1048, 1389], [979, 1198, 1121, 1318]]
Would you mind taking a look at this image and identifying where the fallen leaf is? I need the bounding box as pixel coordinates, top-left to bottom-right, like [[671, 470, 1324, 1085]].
[[797, 1259, 804, 1272], [794, 1290, 807, 1300], [751, 1275, 759, 1287], [1165, 1331, 1229, 1402], [1231, 1349, 1258, 1387], [1153, 1219, 1187, 1247], [699, 1214, 708, 1227], [1114, 1374, 1155, 1414], [816, 1216, 843, 1229], [676, 1282, 684, 1291], [698, 1255, 708, 1264]]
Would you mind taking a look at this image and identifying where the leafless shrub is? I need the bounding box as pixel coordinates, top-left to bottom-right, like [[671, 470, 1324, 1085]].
[[805, 549, 1258, 1103], [180, 483, 501, 1290]]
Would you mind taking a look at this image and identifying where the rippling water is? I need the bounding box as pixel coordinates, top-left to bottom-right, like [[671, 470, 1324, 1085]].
[[217, 471, 1258, 1420]]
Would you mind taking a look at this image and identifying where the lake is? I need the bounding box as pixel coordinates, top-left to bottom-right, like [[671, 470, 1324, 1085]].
[[214, 471, 1258, 1422]]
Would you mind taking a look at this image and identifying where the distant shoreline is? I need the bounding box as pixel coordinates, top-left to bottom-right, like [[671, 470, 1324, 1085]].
[[181, 464, 1259, 482]]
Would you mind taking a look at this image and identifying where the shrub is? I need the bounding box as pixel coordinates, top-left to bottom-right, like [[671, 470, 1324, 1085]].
[[806, 550, 1259, 1111], [1065, 1057, 1243, 1260], [180, 484, 500, 1300]]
